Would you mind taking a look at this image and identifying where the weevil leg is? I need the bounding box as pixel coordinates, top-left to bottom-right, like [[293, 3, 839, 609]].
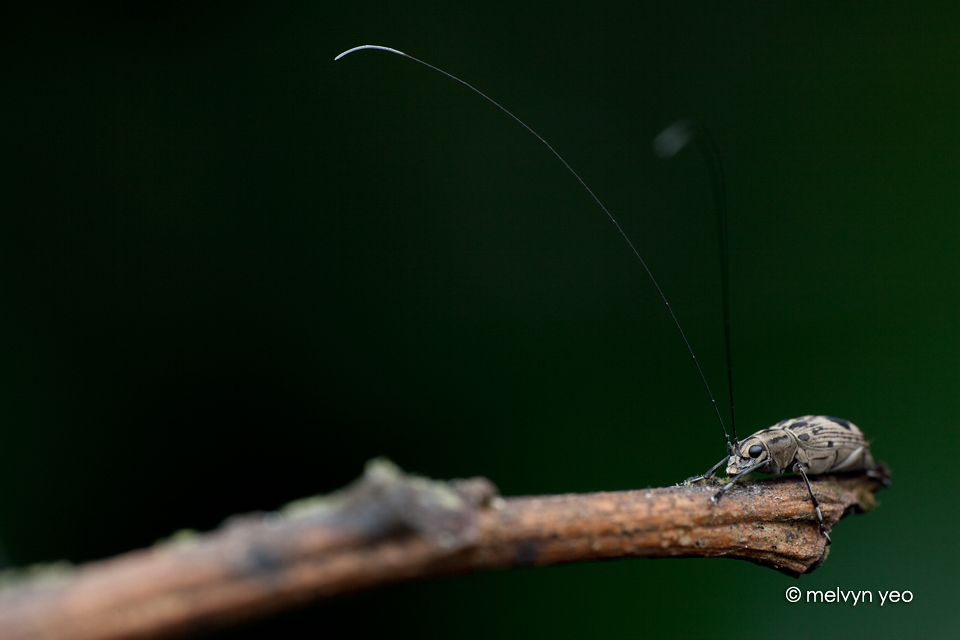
[[793, 462, 832, 545], [711, 465, 758, 504], [684, 455, 729, 484]]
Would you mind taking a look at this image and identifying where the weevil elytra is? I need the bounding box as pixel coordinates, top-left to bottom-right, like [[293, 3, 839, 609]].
[[335, 45, 881, 544]]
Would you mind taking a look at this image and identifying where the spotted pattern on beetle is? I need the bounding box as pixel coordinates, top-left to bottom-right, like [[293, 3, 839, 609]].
[[727, 415, 875, 478]]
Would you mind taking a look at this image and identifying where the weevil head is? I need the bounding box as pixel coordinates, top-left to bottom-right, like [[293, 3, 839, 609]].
[[725, 430, 788, 476]]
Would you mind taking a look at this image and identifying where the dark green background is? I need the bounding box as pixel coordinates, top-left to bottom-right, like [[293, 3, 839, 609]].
[[2, 2, 957, 638]]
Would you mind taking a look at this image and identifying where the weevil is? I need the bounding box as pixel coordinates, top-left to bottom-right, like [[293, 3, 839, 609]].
[[688, 414, 880, 543], [335, 45, 881, 544]]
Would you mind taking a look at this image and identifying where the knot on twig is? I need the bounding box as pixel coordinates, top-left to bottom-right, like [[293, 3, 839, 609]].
[[282, 458, 499, 549]]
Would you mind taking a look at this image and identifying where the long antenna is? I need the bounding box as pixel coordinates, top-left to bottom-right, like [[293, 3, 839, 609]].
[[335, 44, 734, 451], [698, 128, 737, 446], [654, 122, 738, 446]]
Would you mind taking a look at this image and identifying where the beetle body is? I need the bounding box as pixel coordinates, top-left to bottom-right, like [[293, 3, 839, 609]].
[[727, 415, 875, 478], [700, 414, 879, 543]]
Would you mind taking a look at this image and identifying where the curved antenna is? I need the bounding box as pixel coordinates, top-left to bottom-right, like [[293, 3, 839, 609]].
[[335, 44, 734, 451], [654, 121, 737, 447]]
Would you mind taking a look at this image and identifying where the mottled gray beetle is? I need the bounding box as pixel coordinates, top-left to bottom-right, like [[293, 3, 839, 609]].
[[335, 45, 881, 545], [689, 415, 878, 543]]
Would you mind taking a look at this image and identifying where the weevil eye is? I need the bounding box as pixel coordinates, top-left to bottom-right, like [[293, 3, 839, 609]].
[[748, 445, 764, 458]]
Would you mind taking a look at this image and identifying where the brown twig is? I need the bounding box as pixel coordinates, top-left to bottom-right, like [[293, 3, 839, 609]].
[[0, 458, 888, 640]]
